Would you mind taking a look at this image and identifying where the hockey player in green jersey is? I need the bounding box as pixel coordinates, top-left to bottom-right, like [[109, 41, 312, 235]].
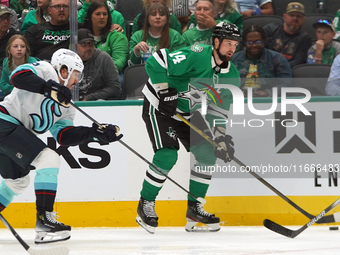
[[137, 22, 241, 234]]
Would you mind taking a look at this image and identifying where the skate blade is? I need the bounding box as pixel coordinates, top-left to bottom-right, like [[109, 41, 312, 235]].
[[136, 215, 155, 234], [35, 230, 71, 244], [185, 219, 220, 233]]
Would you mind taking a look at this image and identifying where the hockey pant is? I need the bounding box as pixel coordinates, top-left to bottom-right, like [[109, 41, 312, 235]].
[[0, 119, 59, 212], [141, 101, 216, 201]]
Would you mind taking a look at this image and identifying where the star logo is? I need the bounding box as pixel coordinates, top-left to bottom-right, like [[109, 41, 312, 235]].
[[179, 84, 208, 109], [166, 127, 177, 140]]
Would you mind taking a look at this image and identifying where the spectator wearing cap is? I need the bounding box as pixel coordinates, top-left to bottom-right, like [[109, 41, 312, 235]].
[[263, 2, 312, 68], [231, 25, 292, 97], [308, 19, 340, 65], [0, 5, 20, 65], [0, 4, 19, 31], [77, 28, 121, 101]]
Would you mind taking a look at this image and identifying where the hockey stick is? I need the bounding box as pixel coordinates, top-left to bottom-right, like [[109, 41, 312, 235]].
[[175, 112, 337, 224], [263, 197, 340, 238], [0, 213, 69, 255], [69, 102, 206, 204]]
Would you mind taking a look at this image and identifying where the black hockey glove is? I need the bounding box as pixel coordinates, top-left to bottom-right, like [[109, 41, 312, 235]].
[[157, 88, 178, 116], [92, 123, 123, 143], [214, 135, 235, 163], [43, 80, 72, 107]]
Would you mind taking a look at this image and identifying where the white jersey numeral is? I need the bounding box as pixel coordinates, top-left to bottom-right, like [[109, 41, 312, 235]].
[[169, 51, 186, 64]]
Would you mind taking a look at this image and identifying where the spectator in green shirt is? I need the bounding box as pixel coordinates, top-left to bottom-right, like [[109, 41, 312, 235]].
[[182, 0, 219, 46], [78, 0, 126, 35], [308, 19, 340, 65], [83, 1, 128, 73], [129, 3, 185, 65], [20, 0, 50, 33], [0, 34, 39, 98], [10, 0, 36, 16], [333, 9, 340, 40], [132, 0, 182, 35], [187, 0, 243, 32]]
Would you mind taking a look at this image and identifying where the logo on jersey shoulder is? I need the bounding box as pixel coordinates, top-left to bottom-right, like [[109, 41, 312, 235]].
[[190, 44, 203, 53], [30, 98, 62, 134]]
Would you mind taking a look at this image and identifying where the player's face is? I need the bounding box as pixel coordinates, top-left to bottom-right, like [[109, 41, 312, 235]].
[[214, 38, 238, 62], [91, 6, 108, 30], [48, 0, 69, 25], [245, 31, 264, 59], [316, 27, 335, 45], [77, 40, 95, 62], [66, 70, 82, 89], [283, 12, 305, 33], [148, 9, 167, 28], [0, 14, 11, 34], [9, 39, 27, 60]]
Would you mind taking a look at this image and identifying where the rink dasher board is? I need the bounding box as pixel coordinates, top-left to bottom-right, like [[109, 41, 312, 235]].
[[4, 99, 340, 201], [1, 99, 340, 227]]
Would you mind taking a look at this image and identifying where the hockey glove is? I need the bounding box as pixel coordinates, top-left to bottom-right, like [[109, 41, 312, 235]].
[[92, 123, 123, 143], [157, 88, 178, 116], [43, 80, 72, 107], [214, 135, 235, 163]]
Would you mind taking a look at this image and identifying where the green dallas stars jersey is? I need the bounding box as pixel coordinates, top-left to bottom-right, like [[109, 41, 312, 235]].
[[142, 44, 241, 126]]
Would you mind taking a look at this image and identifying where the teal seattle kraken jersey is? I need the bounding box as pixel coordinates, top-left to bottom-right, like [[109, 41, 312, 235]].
[[0, 61, 75, 137]]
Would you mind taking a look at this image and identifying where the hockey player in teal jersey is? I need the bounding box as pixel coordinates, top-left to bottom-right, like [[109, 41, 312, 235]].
[[0, 49, 123, 244], [137, 22, 241, 234]]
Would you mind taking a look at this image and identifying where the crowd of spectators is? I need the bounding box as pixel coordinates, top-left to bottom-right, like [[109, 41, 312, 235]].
[[0, 0, 339, 100]]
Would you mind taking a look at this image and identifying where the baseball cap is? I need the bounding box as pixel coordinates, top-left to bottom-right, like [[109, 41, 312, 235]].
[[0, 4, 11, 17], [313, 19, 336, 32], [78, 28, 95, 44], [286, 2, 305, 15]]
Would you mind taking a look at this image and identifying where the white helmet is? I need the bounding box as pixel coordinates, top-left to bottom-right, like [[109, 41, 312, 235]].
[[51, 49, 84, 85]]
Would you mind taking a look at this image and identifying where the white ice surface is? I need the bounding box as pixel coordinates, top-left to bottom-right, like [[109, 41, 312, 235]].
[[1, 226, 340, 255]]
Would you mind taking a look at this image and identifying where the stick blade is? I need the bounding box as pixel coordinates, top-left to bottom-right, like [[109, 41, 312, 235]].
[[263, 219, 298, 238], [28, 246, 69, 255], [316, 214, 336, 224]]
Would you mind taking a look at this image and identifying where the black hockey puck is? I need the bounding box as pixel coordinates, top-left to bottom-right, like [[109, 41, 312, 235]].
[[329, 227, 339, 230]]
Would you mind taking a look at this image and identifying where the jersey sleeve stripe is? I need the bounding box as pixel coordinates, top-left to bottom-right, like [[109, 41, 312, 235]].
[[142, 83, 160, 110], [154, 49, 168, 70], [10, 70, 32, 87], [57, 126, 74, 145]]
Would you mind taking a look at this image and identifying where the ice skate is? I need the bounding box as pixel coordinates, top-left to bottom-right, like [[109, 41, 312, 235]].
[[185, 200, 220, 232], [136, 197, 158, 234], [35, 211, 71, 244]]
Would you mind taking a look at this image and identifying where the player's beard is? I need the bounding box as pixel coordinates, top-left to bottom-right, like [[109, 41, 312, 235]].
[[216, 49, 231, 63]]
